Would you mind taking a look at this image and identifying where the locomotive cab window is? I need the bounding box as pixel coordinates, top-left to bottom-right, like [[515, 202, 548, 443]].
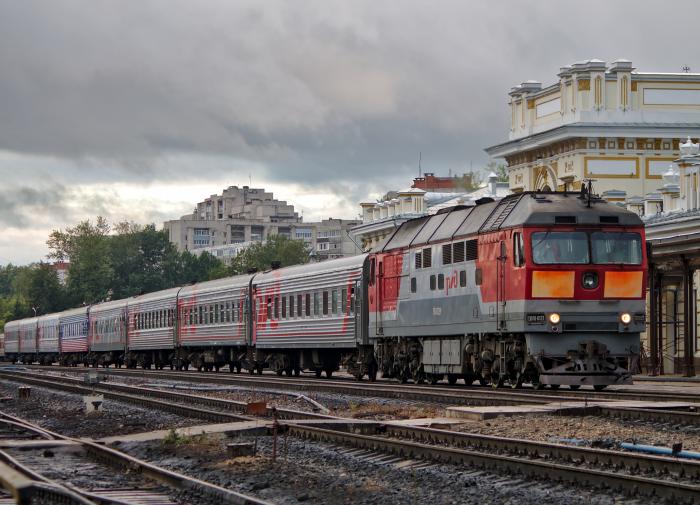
[[437, 274, 445, 290], [591, 232, 642, 264], [513, 232, 524, 267], [430, 275, 436, 290], [531, 231, 589, 264], [410, 277, 417, 293]]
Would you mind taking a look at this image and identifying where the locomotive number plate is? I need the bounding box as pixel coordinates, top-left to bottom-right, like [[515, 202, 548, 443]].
[[526, 313, 546, 324]]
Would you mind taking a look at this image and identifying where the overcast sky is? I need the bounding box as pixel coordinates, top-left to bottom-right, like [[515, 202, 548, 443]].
[[0, 0, 696, 264]]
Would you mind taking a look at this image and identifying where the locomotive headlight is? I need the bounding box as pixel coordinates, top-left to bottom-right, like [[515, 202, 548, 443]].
[[548, 312, 561, 325], [582, 272, 598, 289], [620, 312, 632, 325]]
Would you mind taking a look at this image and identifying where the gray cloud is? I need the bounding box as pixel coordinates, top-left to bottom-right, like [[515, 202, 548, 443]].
[[2, 0, 694, 187], [0, 0, 697, 263], [0, 185, 70, 228]]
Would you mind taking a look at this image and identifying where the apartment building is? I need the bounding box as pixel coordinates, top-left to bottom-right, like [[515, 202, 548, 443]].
[[164, 185, 361, 262]]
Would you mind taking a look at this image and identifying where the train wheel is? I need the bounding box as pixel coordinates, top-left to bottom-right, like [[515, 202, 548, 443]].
[[569, 385, 580, 391], [276, 369, 284, 376], [325, 369, 333, 379], [368, 368, 377, 382], [256, 367, 263, 375], [593, 385, 607, 391], [248, 368, 255, 375], [447, 375, 458, 385], [491, 377, 504, 389], [511, 374, 523, 389], [294, 368, 300, 377], [550, 384, 561, 390], [531, 378, 545, 390], [315, 369, 322, 378], [429, 375, 440, 385]]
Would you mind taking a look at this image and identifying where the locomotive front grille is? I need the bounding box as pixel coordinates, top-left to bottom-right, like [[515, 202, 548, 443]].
[[562, 321, 619, 332]]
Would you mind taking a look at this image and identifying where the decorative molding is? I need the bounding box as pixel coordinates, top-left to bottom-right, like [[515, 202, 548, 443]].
[[584, 156, 640, 179], [643, 88, 700, 106], [645, 157, 677, 179]]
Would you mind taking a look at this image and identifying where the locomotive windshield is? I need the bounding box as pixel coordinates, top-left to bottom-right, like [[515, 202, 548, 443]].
[[591, 232, 643, 265], [531, 231, 643, 265], [531, 232, 589, 264]]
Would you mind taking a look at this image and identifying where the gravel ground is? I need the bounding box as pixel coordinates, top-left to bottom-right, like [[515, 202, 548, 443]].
[[0, 379, 208, 438], [119, 432, 631, 505], [454, 413, 700, 451]]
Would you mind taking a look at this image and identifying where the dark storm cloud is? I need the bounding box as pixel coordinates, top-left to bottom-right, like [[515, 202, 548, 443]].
[[1, 0, 696, 191], [0, 185, 69, 227]]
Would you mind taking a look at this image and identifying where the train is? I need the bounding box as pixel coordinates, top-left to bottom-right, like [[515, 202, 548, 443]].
[[1, 192, 646, 390]]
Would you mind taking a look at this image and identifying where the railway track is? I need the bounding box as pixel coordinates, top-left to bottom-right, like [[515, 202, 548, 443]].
[[2, 370, 700, 502], [19, 362, 700, 403], [287, 424, 700, 503], [0, 411, 272, 505], [8, 366, 699, 427]]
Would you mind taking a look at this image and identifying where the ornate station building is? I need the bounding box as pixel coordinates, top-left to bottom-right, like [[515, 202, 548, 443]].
[[487, 59, 700, 376], [485, 59, 700, 205]]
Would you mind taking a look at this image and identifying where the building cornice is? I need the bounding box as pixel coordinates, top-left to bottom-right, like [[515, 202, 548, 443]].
[[485, 123, 700, 158]]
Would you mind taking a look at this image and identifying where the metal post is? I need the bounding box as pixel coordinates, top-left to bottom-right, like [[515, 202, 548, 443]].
[[271, 407, 278, 462], [683, 258, 696, 377], [656, 272, 664, 375], [649, 265, 658, 376]]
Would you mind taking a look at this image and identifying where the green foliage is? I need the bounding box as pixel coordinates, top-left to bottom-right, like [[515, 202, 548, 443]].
[[27, 263, 65, 315], [229, 235, 310, 275], [48, 217, 113, 305], [455, 171, 483, 191], [485, 161, 508, 183], [1, 220, 312, 328], [0, 262, 66, 331]]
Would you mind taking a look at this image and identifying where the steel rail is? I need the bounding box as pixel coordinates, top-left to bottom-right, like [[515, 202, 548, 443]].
[[0, 411, 274, 505], [380, 423, 700, 481], [15, 365, 560, 406], [0, 370, 327, 422], [11, 367, 699, 427], [0, 371, 251, 423], [286, 424, 700, 503], [0, 448, 138, 505], [3, 370, 700, 500], [20, 363, 700, 404]]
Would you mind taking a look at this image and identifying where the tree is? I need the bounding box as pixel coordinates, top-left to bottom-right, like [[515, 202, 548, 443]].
[[26, 263, 65, 315], [230, 235, 310, 274], [47, 217, 113, 305], [485, 161, 508, 183], [455, 171, 483, 191]]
